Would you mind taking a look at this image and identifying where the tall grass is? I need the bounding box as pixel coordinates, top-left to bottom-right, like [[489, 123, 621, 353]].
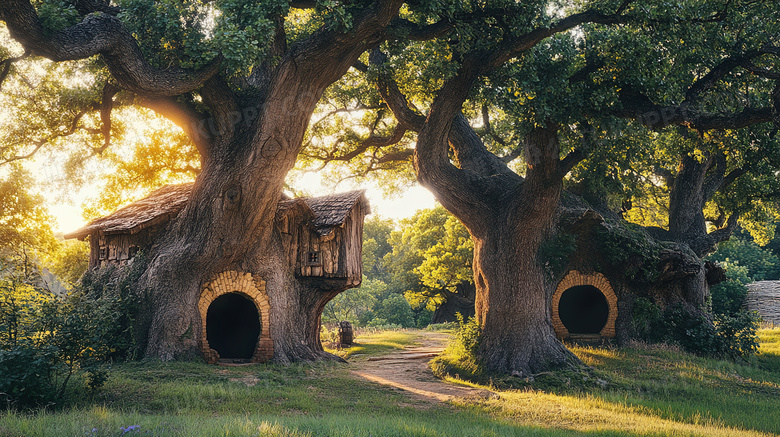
[[1, 328, 778, 436]]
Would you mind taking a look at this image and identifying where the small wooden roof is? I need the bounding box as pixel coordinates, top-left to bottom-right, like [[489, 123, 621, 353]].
[[64, 183, 369, 240], [64, 184, 193, 240], [305, 190, 369, 236]]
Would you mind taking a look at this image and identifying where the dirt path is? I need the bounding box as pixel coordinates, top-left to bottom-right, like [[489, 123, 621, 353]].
[[349, 331, 493, 405]]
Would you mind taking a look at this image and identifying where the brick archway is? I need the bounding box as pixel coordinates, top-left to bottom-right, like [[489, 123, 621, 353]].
[[198, 271, 273, 364], [552, 271, 617, 339]]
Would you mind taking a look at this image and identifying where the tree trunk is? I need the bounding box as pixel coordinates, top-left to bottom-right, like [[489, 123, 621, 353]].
[[431, 283, 475, 324], [470, 128, 578, 375], [666, 152, 740, 257]]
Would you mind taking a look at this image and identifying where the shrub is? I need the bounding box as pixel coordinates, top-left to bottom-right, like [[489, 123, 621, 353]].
[[454, 313, 482, 358], [631, 298, 758, 360], [368, 294, 415, 328], [0, 344, 57, 409], [79, 253, 149, 359], [0, 280, 124, 409], [429, 314, 483, 381]]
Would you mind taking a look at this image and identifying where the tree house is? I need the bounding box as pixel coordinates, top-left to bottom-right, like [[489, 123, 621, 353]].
[[65, 183, 370, 363]]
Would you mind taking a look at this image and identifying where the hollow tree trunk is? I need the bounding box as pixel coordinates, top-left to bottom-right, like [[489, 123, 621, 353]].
[[139, 97, 330, 361]]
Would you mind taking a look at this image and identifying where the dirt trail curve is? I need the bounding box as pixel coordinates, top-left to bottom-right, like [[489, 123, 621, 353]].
[[350, 331, 493, 404], [746, 281, 780, 327]]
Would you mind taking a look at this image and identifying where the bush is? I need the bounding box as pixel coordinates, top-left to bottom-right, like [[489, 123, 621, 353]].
[[453, 313, 482, 358], [631, 298, 758, 360], [0, 345, 57, 409], [368, 294, 415, 328], [79, 253, 149, 359], [0, 279, 124, 409], [429, 314, 483, 382]]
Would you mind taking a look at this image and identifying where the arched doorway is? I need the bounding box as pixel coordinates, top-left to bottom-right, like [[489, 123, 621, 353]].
[[198, 271, 273, 364], [552, 270, 618, 339], [557, 285, 609, 334], [206, 293, 261, 360]]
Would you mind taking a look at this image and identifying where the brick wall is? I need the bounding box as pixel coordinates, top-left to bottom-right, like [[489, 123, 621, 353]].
[[552, 270, 618, 339], [198, 271, 273, 364]]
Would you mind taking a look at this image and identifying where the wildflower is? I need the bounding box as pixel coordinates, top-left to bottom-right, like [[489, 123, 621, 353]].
[[120, 425, 140, 434]]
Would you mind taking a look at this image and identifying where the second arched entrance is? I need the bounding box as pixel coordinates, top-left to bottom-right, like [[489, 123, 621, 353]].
[[552, 271, 618, 339]]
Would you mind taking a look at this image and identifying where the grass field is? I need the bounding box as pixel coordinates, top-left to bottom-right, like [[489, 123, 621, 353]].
[[1, 328, 778, 436]]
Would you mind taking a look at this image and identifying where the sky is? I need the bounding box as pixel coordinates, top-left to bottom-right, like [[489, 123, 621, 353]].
[[44, 170, 438, 236]]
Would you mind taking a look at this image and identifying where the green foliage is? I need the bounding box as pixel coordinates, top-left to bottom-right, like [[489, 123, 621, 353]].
[[0, 166, 57, 256], [631, 297, 758, 360], [45, 240, 89, 288], [360, 216, 394, 283], [453, 313, 481, 359], [537, 231, 577, 279], [321, 276, 380, 326], [429, 314, 483, 383], [709, 261, 751, 316], [383, 207, 473, 315], [596, 221, 661, 282], [708, 236, 780, 282], [0, 277, 123, 409], [33, 0, 80, 34], [79, 252, 150, 360], [366, 294, 415, 328]]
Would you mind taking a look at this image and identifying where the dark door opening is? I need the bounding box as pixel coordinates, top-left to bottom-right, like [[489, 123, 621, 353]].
[[558, 285, 609, 334], [206, 293, 261, 360]]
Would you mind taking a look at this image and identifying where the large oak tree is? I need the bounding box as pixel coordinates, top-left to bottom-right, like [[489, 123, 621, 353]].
[[0, 0, 444, 361], [305, 0, 779, 374]]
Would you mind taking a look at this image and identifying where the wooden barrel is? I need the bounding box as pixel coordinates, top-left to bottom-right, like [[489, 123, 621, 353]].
[[338, 321, 353, 346]]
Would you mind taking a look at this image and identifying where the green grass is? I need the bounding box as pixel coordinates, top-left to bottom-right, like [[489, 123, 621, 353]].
[[327, 329, 419, 360], [1, 329, 779, 436]]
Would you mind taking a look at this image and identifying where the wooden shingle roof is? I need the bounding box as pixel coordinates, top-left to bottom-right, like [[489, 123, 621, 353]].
[[305, 190, 369, 236], [64, 183, 368, 240], [63, 184, 193, 240]]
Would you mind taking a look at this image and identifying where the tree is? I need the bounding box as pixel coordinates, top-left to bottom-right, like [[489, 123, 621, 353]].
[[315, 0, 780, 375], [383, 207, 474, 324], [0, 0, 437, 362]]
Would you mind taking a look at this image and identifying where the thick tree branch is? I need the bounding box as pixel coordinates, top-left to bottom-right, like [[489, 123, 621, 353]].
[[685, 51, 759, 105], [1, 0, 221, 96], [136, 95, 213, 157], [701, 151, 726, 202], [618, 87, 774, 131], [199, 77, 241, 144], [706, 212, 740, 247], [743, 62, 780, 80], [559, 149, 587, 177], [486, 7, 634, 71], [0, 52, 28, 91], [388, 18, 454, 41], [283, 1, 405, 91], [96, 82, 119, 154]]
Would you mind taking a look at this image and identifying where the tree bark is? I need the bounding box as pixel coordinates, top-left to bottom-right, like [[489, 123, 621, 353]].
[[469, 127, 578, 375], [376, 45, 585, 374], [665, 152, 740, 257]]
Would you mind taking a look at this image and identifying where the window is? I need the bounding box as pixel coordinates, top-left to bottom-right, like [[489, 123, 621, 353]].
[[99, 246, 108, 259], [128, 245, 139, 258], [306, 251, 321, 266]]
